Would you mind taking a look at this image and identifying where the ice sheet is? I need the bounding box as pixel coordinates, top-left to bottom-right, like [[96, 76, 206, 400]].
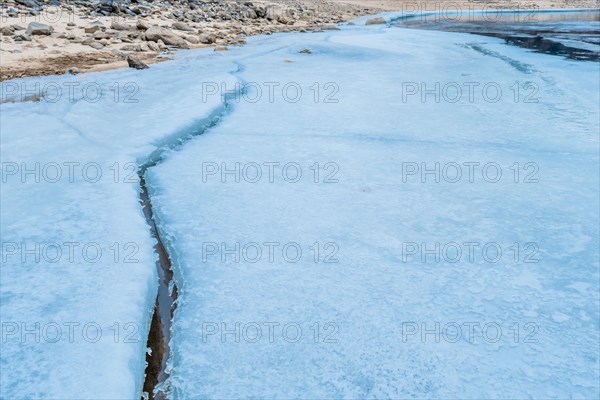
[[1, 12, 598, 399], [145, 24, 600, 399], [0, 53, 238, 398]]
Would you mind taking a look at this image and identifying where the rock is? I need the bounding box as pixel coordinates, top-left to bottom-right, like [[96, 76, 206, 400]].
[[66, 67, 80, 75], [67, 22, 76, 27], [365, 17, 386, 25], [88, 42, 104, 50], [93, 31, 109, 39], [265, 4, 290, 24], [1, 26, 15, 36], [120, 44, 144, 52], [172, 21, 194, 31], [144, 26, 189, 48], [84, 25, 101, 34], [85, 20, 105, 33], [13, 34, 32, 42], [16, 0, 37, 8], [111, 21, 133, 31], [48, 49, 61, 54], [299, 49, 312, 54], [136, 20, 150, 31], [198, 33, 216, 44], [146, 41, 160, 51], [12, 25, 25, 31], [110, 49, 127, 59], [321, 24, 340, 30], [127, 54, 149, 69], [244, 9, 258, 19], [26, 22, 53, 36], [183, 35, 199, 44], [214, 46, 228, 51]]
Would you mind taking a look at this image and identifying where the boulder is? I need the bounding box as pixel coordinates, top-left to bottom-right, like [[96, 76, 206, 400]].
[[1, 26, 15, 36], [111, 21, 134, 31], [13, 34, 32, 42], [93, 31, 109, 39], [66, 67, 81, 75], [127, 54, 149, 69], [144, 26, 189, 48], [26, 22, 53, 36], [136, 20, 150, 31], [16, 0, 37, 8], [146, 41, 161, 51], [172, 21, 194, 32], [84, 25, 101, 34], [198, 33, 216, 44], [120, 44, 144, 52], [365, 17, 386, 25], [183, 35, 199, 44]]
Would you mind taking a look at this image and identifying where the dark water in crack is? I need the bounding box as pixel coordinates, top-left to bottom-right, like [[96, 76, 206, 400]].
[[137, 71, 246, 398], [139, 174, 178, 400], [393, 9, 600, 60]]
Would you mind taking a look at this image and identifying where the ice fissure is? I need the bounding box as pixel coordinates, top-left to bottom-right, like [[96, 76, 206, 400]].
[[138, 71, 247, 399]]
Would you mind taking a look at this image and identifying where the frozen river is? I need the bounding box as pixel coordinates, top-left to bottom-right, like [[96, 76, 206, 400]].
[[1, 9, 599, 399]]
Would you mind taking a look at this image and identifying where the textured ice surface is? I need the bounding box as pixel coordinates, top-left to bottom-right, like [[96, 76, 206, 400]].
[[145, 23, 600, 398], [1, 13, 599, 399], [0, 56, 238, 398]]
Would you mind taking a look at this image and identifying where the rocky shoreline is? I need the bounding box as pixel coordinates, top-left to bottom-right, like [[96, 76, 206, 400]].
[[0, 0, 380, 81], [1, 1, 598, 81]]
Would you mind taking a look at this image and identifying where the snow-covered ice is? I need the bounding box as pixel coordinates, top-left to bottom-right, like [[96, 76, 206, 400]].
[[0, 56, 238, 398], [2, 11, 599, 399], [145, 22, 600, 399]]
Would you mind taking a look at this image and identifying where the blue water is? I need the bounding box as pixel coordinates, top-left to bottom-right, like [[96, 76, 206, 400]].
[[393, 9, 600, 60]]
